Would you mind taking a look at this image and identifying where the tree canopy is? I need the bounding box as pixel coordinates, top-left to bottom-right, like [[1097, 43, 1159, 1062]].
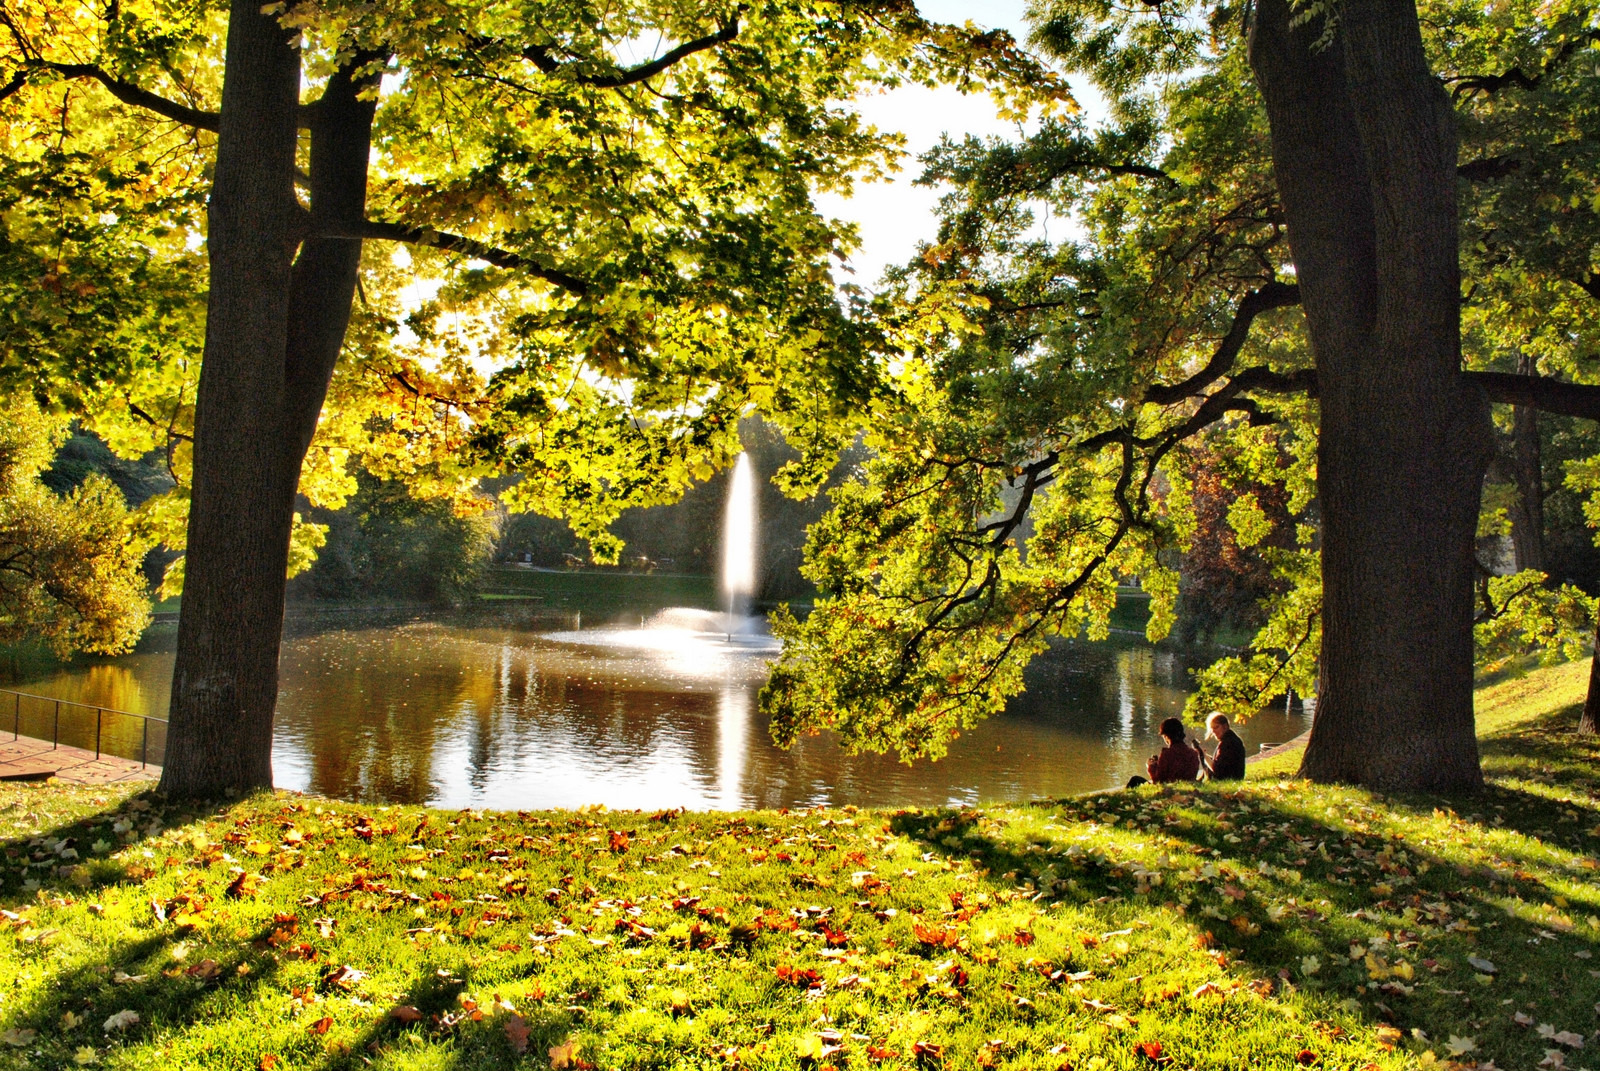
[[760, 0, 1600, 768]]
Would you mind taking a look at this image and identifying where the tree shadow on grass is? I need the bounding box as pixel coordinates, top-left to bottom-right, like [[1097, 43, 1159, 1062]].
[[0, 787, 221, 910], [2, 918, 286, 1066], [299, 953, 590, 1071], [891, 781, 1600, 1070]]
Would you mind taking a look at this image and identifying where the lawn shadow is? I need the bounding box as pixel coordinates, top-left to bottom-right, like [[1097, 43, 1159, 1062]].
[[302, 953, 580, 1071], [2, 915, 286, 1063], [0, 787, 220, 909], [892, 781, 1600, 1070]]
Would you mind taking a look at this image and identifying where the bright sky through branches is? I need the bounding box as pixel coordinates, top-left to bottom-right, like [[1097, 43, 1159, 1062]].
[[817, 1, 1101, 288]]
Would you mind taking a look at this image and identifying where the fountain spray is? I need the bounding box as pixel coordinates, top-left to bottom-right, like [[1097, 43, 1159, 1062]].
[[720, 454, 759, 637]]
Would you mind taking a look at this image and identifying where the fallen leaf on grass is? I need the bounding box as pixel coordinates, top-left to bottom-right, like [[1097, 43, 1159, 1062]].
[[775, 964, 823, 988], [913, 923, 961, 950], [102, 1010, 138, 1033], [390, 1006, 423, 1024], [1466, 956, 1496, 975], [308, 1017, 333, 1036], [1134, 1040, 1170, 1064], [549, 1041, 583, 1069], [186, 959, 222, 983], [225, 871, 258, 899], [1, 1028, 36, 1047], [1446, 1036, 1477, 1056], [72, 1047, 98, 1066], [504, 1014, 529, 1054], [258, 1056, 278, 1070], [1537, 1025, 1585, 1049], [321, 965, 365, 992]]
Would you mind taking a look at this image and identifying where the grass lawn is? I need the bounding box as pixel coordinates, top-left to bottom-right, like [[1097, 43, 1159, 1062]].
[[1, 666, 1597, 1070]]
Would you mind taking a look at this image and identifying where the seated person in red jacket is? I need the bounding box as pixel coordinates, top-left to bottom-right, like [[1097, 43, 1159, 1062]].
[[1194, 712, 1247, 781], [1128, 717, 1200, 787]]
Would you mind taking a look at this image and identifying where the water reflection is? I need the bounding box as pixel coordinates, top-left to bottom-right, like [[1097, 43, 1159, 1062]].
[[0, 619, 1311, 809]]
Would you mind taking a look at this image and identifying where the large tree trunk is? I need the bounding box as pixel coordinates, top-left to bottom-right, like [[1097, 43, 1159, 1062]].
[[160, 26, 376, 796], [1250, 0, 1492, 792], [1509, 353, 1545, 572], [159, 0, 303, 797]]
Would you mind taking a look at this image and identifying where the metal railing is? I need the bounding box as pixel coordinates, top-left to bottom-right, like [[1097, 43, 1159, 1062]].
[[3, 687, 166, 768]]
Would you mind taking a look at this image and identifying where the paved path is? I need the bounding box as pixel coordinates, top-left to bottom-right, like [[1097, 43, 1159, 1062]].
[[1250, 730, 1310, 766], [0, 734, 159, 785]]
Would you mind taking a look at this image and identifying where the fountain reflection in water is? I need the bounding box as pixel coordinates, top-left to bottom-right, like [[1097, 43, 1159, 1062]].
[[536, 452, 775, 800]]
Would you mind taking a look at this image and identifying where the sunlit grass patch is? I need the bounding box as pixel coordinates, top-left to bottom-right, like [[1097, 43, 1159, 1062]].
[[0, 661, 1597, 1070]]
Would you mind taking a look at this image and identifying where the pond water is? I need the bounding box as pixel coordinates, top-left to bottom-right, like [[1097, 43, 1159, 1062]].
[[0, 600, 1312, 810]]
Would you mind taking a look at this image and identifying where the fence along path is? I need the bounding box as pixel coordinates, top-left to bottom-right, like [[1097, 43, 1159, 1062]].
[[2, 687, 166, 776]]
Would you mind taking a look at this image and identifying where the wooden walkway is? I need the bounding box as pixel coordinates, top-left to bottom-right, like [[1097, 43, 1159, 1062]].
[[0, 734, 159, 785]]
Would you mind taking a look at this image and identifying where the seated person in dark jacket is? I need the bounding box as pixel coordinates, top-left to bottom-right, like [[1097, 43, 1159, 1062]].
[[1194, 712, 1247, 781], [1134, 717, 1200, 785]]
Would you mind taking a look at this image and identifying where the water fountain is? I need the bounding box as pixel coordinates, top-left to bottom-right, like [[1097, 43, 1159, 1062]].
[[541, 452, 778, 655], [721, 453, 759, 634]]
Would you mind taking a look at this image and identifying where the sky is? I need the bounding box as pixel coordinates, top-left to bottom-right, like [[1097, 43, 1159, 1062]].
[[814, 0, 1087, 288]]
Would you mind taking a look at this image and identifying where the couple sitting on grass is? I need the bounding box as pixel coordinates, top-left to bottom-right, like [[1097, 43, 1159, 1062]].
[[1128, 712, 1246, 787]]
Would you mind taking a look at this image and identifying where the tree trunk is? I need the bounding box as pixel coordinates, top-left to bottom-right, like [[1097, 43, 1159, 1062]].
[[159, 0, 303, 797], [160, 27, 376, 796], [1509, 353, 1544, 573], [1581, 620, 1600, 734], [1250, 0, 1492, 792]]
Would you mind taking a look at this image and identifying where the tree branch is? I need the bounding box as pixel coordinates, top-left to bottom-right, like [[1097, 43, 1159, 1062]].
[[1570, 275, 1600, 303], [1457, 154, 1521, 182], [27, 61, 219, 131], [523, 18, 739, 89], [1471, 371, 1600, 420], [0, 68, 24, 103], [1446, 31, 1600, 98], [342, 220, 590, 295], [1143, 280, 1302, 404]]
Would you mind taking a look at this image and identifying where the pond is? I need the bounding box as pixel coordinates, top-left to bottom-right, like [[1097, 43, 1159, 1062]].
[[0, 585, 1312, 810]]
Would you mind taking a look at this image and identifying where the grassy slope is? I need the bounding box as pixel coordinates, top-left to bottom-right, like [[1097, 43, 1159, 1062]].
[[0, 668, 1597, 1071]]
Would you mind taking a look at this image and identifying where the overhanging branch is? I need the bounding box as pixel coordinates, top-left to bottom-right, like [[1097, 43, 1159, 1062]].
[[343, 220, 590, 295], [523, 18, 739, 89], [1471, 371, 1600, 420], [1447, 30, 1600, 98], [25, 61, 219, 131], [1144, 280, 1302, 404]]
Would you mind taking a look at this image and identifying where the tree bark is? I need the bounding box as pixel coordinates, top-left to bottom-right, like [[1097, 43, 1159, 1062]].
[[159, 0, 303, 797], [1249, 0, 1491, 792], [159, 27, 377, 796], [1581, 622, 1600, 734], [1508, 353, 1544, 573]]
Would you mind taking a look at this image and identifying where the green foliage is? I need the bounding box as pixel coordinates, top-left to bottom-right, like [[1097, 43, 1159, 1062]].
[[298, 472, 498, 604], [0, 395, 150, 655], [1473, 569, 1596, 673], [0, 0, 1078, 603], [760, 0, 1600, 755], [761, 25, 1318, 755], [2, 661, 1599, 1070]]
